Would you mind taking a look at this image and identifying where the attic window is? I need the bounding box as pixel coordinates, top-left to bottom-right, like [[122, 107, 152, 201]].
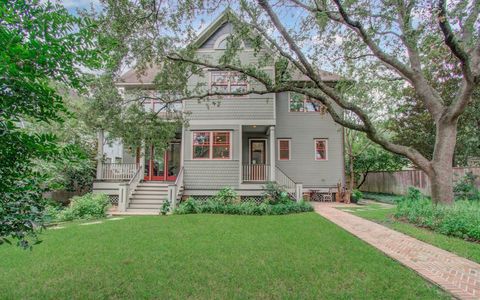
[[216, 36, 228, 49]]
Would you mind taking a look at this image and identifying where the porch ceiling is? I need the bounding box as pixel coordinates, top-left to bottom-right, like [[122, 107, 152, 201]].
[[242, 125, 269, 133]]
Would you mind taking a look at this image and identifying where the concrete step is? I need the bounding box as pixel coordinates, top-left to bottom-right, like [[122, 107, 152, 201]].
[[138, 182, 171, 187], [129, 199, 165, 205], [129, 203, 163, 209], [130, 194, 166, 200], [123, 208, 160, 215], [132, 190, 169, 195]]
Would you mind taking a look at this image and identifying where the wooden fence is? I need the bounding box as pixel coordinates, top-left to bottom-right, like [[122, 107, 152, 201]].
[[360, 167, 480, 196]]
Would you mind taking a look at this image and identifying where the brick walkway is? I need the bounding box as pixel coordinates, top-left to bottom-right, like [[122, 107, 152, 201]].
[[313, 203, 480, 300]]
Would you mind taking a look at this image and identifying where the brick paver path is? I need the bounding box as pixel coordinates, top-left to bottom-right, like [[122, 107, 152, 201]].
[[314, 203, 480, 300]]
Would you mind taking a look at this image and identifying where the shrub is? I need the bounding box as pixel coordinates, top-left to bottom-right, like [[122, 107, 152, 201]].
[[160, 200, 170, 215], [262, 181, 291, 204], [57, 193, 110, 222], [351, 189, 363, 203], [395, 189, 480, 241], [454, 172, 480, 201], [174, 198, 313, 216], [214, 187, 238, 205]]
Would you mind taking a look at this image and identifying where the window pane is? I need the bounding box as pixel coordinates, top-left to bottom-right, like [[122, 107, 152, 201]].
[[193, 146, 210, 159], [213, 132, 229, 144], [212, 72, 228, 84], [230, 84, 247, 94], [279, 140, 289, 149], [193, 132, 210, 145], [289, 93, 304, 112], [315, 140, 327, 160], [279, 149, 289, 160], [305, 100, 322, 112], [212, 146, 230, 159]]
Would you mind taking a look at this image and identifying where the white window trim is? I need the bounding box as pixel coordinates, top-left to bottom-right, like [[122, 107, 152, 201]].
[[277, 139, 291, 161], [192, 131, 232, 160], [314, 139, 328, 161], [209, 71, 249, 98], [288, 92, 327, 113]]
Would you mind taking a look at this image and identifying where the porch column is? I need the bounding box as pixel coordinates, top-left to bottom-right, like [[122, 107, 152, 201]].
[[139, 141, 146, 176], [269, 126, 275, 181], [96, 129, 104, 179]]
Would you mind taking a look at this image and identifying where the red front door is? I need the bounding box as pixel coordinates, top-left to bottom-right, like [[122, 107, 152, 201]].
[[144, 142, 180, 181]]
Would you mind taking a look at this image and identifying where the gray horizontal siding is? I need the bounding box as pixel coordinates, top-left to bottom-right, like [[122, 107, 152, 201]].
[[183, 160, 239, 189], [275, 92, 344, 187], [184, 97, 274, 120]]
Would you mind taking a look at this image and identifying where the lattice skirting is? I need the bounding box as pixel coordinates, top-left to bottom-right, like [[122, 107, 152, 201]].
[[108, 195, 119, 205], [183, 195, 266, 204], [240, 196, 264, 204]]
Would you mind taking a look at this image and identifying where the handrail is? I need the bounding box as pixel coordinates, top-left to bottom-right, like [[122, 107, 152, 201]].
[[118, 164, 142, 212], [275, 166, 296, 191], [101, 163, 138, 180], [168, 166, 184, 210], [275, 166, 303, 202], [242, 164, 270, 182]]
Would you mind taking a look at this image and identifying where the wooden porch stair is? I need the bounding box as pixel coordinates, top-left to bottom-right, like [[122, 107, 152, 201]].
[[126, 181, 183, 213]]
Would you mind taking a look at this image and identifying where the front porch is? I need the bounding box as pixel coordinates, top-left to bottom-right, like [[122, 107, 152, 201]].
[[240, 125, 275, 183]]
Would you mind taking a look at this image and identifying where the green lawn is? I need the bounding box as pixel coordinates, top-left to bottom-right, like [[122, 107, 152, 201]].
[[0, 213, 447, 299], [343, 203, 480, 264]]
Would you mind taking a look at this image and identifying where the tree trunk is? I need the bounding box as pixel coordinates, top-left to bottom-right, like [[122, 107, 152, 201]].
[[349, 156, 355, 191], [429, 119, 458, 204], [429, 166, 454, 205], [356, 170, 369, 189]]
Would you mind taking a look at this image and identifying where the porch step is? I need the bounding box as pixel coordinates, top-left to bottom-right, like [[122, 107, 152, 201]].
[[132, 190, 169, 195], [129, 203, 164, 209], [125, 181, 183, 211]]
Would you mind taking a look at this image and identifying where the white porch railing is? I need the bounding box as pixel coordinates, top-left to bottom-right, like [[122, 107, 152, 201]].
[[118, 164, 143, 212], [275, 167, 303, 202], [168, 166, 184, 211], [242, 164, 270, 182], [101, 163, 138, 180]]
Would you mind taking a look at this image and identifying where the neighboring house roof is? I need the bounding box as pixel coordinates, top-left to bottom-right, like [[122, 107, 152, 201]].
[[116, 66, 159, 87]]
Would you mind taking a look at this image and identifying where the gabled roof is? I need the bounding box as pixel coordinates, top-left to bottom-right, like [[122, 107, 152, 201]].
[[116, 65, 159, 87], [116, 9, 342, 86], [191, 8, 235, 48]]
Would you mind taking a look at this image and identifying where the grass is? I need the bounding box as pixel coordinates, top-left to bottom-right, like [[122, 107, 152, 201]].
[[342, 203, 480, 264], [0, 213, 448, 299]]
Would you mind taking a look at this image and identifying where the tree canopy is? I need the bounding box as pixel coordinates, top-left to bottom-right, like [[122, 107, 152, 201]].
[[0, 0, 101, 248], [96, 0, 479, 204]]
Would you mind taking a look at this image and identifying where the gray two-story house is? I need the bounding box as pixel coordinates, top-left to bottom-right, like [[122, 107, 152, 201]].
[[92, 11, 345, 213]]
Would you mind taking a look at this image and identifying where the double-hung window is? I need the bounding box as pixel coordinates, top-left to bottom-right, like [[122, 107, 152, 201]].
[[289, 92, 327, 113], [314, 139, 328, 161], [210, 71, 248, 96], [278, 139, 291, 160], [192, 131, 231, 160]]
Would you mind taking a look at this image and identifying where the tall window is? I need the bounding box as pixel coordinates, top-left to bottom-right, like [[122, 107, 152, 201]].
[[314, 139, 328, 161], [192, 131, 231, 160], [278, 139, 291, 160], [210, 71, 248, 96], [289, 92, 327, 113]]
